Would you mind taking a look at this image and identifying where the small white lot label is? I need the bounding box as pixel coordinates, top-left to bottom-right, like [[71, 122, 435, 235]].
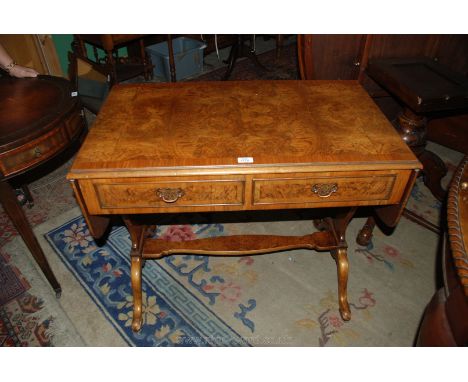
[[71, 91, 78, 97], [237, 157, 254, 164]]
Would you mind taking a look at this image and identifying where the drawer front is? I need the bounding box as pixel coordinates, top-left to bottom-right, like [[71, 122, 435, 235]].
[[85, 178, 245, 212], [0, 126, 69, 177], [253, 174, 398, 206]]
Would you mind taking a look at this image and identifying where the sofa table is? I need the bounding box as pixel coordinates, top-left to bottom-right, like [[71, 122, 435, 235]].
[[68, 80, 421, 332]]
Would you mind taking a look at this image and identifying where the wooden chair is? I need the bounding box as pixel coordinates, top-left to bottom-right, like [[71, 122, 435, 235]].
[[71, 35, 154, 86]]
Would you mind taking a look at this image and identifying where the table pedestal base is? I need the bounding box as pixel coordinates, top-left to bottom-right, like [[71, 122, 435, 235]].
[[397, 108, 447, 202], [124, 208, 356, 332], [223, 35, 269, 81]]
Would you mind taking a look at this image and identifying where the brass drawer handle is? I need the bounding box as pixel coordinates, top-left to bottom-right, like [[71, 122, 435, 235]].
[[156, 187, 185, 203], [312, 183, 338, 198], [34, 147, 42, 158]]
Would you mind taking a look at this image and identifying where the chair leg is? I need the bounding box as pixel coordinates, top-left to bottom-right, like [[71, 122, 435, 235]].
[[275, 34, 284, 60], [105, 49, 118, 86], [167, 35, 176, 82], [223, 37, 240, 81], [139, 39, 153, 81]]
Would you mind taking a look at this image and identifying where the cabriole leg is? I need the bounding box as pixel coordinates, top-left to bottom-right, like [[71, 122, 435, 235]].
[[130, 255, 143, 332], [122, 216, 145, 332], [331, 247, 351, 321], [329, 208, 356, 321]]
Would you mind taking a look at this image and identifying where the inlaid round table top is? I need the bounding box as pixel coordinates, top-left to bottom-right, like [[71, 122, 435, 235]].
[[0, 75, 76, 151]]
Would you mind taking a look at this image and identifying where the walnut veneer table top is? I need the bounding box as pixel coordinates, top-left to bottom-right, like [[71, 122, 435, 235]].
[[69, 80, 420, 177]]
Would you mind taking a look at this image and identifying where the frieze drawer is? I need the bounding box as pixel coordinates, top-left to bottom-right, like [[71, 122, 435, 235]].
[[252, 172, 406, 207], [0, 126, 69, 177], [79, 177, 246, 213]]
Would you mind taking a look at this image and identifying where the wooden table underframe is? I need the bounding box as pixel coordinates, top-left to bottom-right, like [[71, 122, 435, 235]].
[[125, 210, 355, 332]]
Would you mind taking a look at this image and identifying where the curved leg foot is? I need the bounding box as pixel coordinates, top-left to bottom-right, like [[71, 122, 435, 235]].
[[331, 248, 351, 321], [356, 216, 376, 247], [131, 256, 143, 332]]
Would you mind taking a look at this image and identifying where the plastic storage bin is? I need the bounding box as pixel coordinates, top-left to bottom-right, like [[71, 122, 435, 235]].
[[146, 37, 207, 81]]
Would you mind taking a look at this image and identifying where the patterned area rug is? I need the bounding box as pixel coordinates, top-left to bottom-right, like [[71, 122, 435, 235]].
[[1, 236, 84, 346], [45, 218, 248, 346], [0, 158, 83, 346]]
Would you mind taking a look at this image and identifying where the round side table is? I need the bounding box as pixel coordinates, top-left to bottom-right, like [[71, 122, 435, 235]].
[[0, 75, 87, 297]]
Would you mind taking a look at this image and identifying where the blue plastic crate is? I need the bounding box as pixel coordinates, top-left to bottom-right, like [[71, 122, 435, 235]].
[[146, 37, 207, 81]]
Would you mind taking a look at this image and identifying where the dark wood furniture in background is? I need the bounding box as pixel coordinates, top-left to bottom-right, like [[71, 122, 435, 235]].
[[139, 34, 273, 81], [71, 35, 154, 86], [366, 57, 468, 202], [297, 35, 468, 82], [161, 35, 268, 81], [68, 80, 421, 331], [417, 156, 468, 346], [222, 35, 268, 80], [0, 75, 87, 296], [297, 34, 468, 123], [70, 34, 287, 88], [427, 114, 468, 155]]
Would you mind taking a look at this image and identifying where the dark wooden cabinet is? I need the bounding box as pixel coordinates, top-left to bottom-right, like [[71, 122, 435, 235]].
[[298, 34, 468, 81], [297, 34, 365, 80]]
